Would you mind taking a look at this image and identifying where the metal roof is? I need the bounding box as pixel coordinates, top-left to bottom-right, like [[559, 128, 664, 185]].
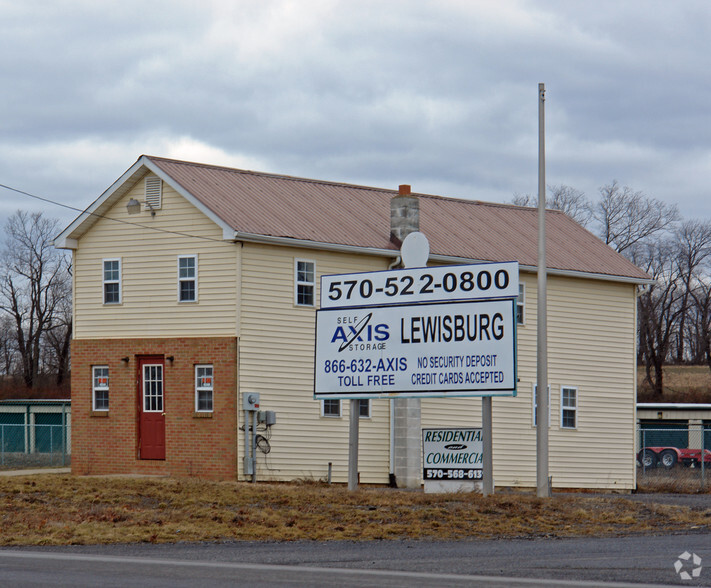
[[58, 155, 652, 283]]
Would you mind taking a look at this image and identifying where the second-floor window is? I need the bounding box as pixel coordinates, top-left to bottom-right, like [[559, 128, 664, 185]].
[[178, 255, 197, 302], [517, 283, 525, 324], [295, 259, 315, 306], [103, 259, 121, 304]]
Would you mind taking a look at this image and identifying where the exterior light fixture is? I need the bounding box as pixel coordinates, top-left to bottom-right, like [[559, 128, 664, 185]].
[[126, 198, 141, 215], [166, 356, 174, 364], [120, 356, 130, 364]]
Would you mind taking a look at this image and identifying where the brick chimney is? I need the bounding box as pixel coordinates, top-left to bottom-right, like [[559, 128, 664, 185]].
[[390, 184, 419, 243]]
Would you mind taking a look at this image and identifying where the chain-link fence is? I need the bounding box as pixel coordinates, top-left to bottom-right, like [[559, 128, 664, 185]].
[[637, 423, 710, 492], [0, 400, 71, 470]]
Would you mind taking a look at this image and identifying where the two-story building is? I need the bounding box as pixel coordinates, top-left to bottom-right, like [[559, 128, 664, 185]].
[[55, 155, 651, 489]]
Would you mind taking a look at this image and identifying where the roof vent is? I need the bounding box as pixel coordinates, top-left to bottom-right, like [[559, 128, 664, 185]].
[[144, 177, 162, 211], [391, 185, 419, 243]]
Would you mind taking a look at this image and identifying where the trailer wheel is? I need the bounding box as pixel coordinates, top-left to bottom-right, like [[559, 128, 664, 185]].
[[659, 449, 678, 469], [639, 449, 657, 468]]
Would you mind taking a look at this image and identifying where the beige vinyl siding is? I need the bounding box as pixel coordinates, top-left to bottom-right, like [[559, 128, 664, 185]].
[[496, 274, 636, 489], [238, 243, 391, 484], [240, 251, 637, 489], [422, 272, 637, 490], [74, 175, 238, 339]]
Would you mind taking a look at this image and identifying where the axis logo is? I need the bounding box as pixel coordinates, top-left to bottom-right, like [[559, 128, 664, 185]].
[[331, 313, 389, 352], [674, 551, 702, 580]]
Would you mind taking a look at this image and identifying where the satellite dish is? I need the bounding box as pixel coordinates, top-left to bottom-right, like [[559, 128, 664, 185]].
[[401, 232, 430, 268]]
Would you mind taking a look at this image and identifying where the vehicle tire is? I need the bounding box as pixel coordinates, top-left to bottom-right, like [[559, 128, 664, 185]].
[[638, 449, 657, 468], [659, 449, 678, 469]]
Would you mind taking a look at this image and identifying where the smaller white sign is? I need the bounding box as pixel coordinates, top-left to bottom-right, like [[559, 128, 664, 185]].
[[320, 262, 519, 309], [422, 428, 483, 480]]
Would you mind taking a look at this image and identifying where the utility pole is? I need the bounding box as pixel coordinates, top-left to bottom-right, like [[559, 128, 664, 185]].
[[536, 82, 550, 498]]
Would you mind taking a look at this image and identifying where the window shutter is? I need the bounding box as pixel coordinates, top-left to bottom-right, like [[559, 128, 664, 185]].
[[144, 177, 162, 210]]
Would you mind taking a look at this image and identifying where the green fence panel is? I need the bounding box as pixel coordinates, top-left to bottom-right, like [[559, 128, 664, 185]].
[[0, 415, 26, 452], [704, 422, 711, 452], [639, 420, 689, 448], [34, 413, 63, 454]]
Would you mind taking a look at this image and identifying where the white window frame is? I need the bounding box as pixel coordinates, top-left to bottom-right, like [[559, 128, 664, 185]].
[[92, 365, 110, 411], [517, 283, 525, 325], [143, 364, 164, 412], [322, 398, 341, 417], [533, 383, 551, 427], [295, 259, 315, 307], [195, 364, 214, 412], [102, 258, 122, 305], [178, 254, 198, 303], [560, 386, 578, 429]]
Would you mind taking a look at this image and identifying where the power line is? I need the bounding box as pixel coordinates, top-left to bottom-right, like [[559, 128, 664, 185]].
[[0, 182, 226, 243]]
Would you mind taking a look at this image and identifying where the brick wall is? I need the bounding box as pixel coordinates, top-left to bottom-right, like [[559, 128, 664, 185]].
[[71, 337, 238, 480]]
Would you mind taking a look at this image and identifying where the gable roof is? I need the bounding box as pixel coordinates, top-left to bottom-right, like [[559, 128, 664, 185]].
[[56, 155, 651, 284]]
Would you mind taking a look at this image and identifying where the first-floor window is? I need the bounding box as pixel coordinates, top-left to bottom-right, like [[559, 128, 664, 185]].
[[322, 398, 341, 417], [359, 399, 370, 418], [92, 366, 109, 411], [533, 384, 550, 427], [561, 386, 578, 429], [195, 365, 214, 412]]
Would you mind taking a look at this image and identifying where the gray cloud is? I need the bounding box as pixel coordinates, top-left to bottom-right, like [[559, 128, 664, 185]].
[[2, 0, 710, 230]]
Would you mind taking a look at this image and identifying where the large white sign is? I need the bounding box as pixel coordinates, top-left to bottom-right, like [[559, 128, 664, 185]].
[[422, 428, 483, 481], [314, 298, 516, 399], [320, 262, 519, 309]]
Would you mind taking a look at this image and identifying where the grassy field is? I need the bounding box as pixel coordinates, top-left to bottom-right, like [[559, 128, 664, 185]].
[[637, 364, 711, 402], [1, 474, 709, 546]]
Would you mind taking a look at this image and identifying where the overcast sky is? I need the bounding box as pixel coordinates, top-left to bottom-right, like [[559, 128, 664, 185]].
[[1, 0, 710, 233]]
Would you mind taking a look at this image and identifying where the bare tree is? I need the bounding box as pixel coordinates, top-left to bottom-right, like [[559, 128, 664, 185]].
[[632, 239, 685, 397], [511, 184, 592, 226], [0, 211, 71, 391], [43, 271, 72, 387], [687, 279, 711, 367], [0, 314, 16, 376], [672, 220, 711, 363], [592, 181, 679, 254]]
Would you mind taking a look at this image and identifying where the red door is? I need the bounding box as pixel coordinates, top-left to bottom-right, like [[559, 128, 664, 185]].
[[138, 356, 165, 460]]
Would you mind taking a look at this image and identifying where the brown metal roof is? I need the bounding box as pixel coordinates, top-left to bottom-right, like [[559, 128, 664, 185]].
[[147, 156, 649, 281]]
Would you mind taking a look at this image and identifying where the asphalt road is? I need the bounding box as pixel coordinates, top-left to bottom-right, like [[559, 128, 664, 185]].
[[2, 534, 711, 587]]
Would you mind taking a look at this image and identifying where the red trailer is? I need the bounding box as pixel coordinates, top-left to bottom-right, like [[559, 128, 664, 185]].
[[638, 447, 711, 469]]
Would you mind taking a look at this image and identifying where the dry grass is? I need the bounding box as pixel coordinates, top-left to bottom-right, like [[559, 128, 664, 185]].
[[637, 365, 711, 402], [637, 465, 711, 494], [1, 475, 709, 546]]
